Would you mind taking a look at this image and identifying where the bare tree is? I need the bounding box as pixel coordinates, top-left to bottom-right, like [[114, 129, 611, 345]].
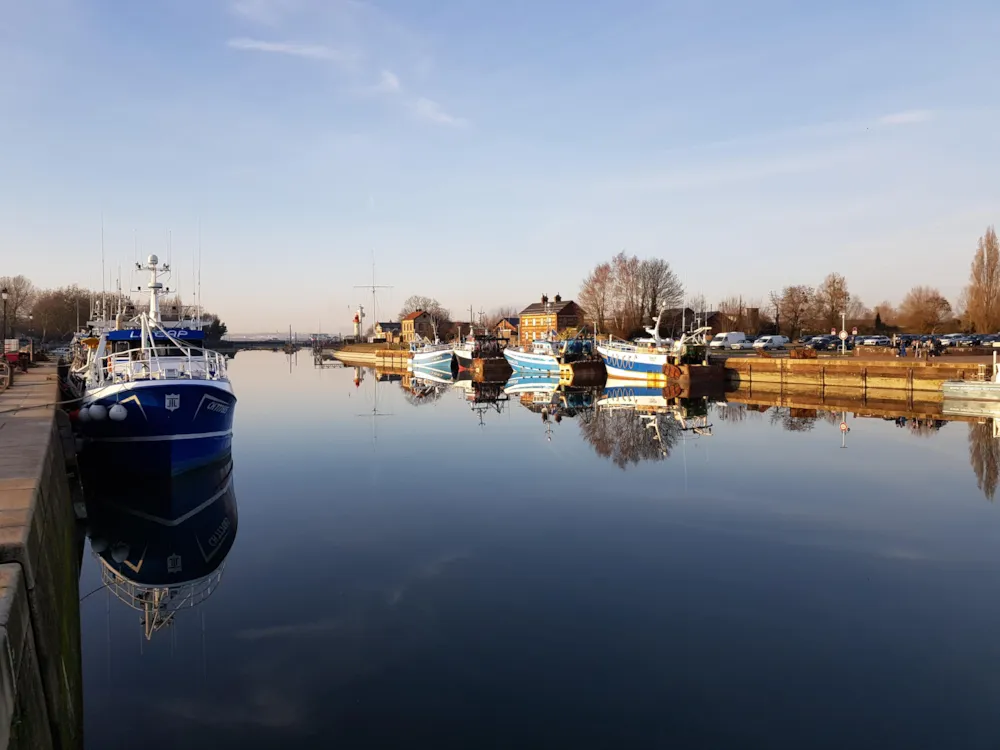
[[578, 262, 614, 334], [486, 305, 519, 328], [686, 293, 707, 315], [873, 300, 898, 327], [638, 258, 684, 324], [771, 285, 813, 338], [964, 226, 1000, 333], [611, 252, 643, 336], [717, 295, 746, 332], [898, 286, 953, 333], [846, 294, 870, 324], [29, 285, 93, 342], [399, 295, 451, 334], [814, 273, 850, 330], [0, 275, 36, 333]]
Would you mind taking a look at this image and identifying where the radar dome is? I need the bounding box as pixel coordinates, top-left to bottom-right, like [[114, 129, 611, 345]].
[[148, 254, 158, 265]]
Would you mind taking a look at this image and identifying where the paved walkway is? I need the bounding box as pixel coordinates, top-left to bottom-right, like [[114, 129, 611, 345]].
[[0, 364, 60, 494]]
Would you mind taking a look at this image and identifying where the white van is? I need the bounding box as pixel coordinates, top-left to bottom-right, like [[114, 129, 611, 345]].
[[710, 332, 746, 349], [752, 335, 789, 350]]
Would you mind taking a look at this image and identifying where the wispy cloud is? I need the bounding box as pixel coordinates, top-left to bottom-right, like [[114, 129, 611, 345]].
[[225, 0, 465, 127], [226, 37, 354, 64], [411, 97, 467, 127], [877, 109, 933, 126], [373, 69, 401, 94]]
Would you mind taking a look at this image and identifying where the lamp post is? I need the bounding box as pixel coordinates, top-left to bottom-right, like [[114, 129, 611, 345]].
[[28, 313, 33, 362], [1, 287, 8, 344]]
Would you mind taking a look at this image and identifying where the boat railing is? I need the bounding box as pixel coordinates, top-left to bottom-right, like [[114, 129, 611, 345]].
[[98, 560, 226, 639], [93, 344, 228, 386], [601, 338, 666, 353]]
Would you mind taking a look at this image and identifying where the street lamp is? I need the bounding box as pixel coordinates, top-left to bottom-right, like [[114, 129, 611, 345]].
[[1, 287, 8, 342]]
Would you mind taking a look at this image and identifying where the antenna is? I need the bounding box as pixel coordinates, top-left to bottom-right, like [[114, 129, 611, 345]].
[[197, 220, 203, 326], [353, 253, 392, 333], [101, 215, 106, 319]]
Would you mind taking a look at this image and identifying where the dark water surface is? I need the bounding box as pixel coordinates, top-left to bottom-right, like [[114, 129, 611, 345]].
[[79, 352, 1000, 749]]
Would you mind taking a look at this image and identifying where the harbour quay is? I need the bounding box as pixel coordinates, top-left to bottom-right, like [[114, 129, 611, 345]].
[[0, 363, 83, 750]]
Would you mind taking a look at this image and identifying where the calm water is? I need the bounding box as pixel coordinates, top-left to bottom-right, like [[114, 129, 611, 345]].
[[79, 351, 1000, 749]]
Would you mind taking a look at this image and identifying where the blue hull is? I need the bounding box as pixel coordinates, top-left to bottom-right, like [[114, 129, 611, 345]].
[[79, 380, 236, 474], [410, 352, 457, 377], [504, 349, 560, 374]]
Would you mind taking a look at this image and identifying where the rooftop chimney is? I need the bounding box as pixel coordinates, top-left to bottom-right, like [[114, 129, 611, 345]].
[[541, 294, 549, 305], [554, 294, 562, 303]]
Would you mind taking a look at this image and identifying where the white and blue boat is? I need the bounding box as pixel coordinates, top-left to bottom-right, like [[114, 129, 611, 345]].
[[597, 322, 711, 382], [504, 337, 595, 375], [74, 254, 236, 474], [408, 340, 457, 378]]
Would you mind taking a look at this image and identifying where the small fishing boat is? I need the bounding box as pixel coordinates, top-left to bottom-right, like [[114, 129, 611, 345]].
[[504, 336, 596, 375], [454, 333, 509, 371], [408, 340, 458, 378], [72, 255, 236, 474], [597, 314, 712, 382], [411, 363, 456, 385], [942, 353, 1000, 408]]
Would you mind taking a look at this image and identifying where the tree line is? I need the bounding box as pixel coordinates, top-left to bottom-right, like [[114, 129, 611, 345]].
[[578, 252, 683, 338], [0, 275, 227, 344]]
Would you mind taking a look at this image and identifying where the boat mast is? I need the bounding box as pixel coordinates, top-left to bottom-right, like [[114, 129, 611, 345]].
[[138, 254, 168, 326]]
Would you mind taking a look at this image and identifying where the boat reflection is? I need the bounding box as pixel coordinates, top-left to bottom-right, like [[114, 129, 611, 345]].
[[507, 376, 596, 440], [579, 380, 713, 467], [85, 454, 238, 640]]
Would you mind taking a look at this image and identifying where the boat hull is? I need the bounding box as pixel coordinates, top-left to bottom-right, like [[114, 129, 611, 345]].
[[409, 349, 457, 377], [597, 345, 672, 381], [504, 348, 560, 374], [78, 380, 236, 474], [942, 380, 1000, 402]]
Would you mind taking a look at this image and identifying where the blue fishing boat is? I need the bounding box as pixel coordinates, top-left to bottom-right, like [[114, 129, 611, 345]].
[[73, 255, 236, 473], [504, 336, 595, 375], [408, 340, 457, 378]]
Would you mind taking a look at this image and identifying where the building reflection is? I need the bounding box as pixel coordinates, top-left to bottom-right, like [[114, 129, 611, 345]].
[[84, 454, 238, 640]]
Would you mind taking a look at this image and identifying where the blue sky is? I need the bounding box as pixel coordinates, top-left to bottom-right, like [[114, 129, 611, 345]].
[[2, 0, 999, 332]]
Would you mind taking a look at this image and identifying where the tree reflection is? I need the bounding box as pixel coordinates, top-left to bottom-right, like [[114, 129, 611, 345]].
[[713, 403, 764, 423], [768, 407, 816, 432], [579, 408, 681, 469], [401, 382, 445, 406], [968, 420, 1000, 501]]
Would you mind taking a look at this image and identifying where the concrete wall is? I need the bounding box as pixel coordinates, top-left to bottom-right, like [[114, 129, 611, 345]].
[[0, 365, 83, 750], [725, 357, 979, 393]]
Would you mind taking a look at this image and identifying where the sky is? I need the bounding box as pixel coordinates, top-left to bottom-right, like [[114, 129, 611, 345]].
[[2, 0, 1000, 333]]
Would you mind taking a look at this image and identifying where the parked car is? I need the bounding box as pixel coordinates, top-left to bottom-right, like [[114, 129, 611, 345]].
[[953, 334, 981, 347], [753, 335, 789, 350], [710, 332, 747, 349], [730, 339, 755, 350], [938, 333, 963, 347], [827, 338, 854, 351], [859, 335, 891, 346], [806, 336, 835, 350]]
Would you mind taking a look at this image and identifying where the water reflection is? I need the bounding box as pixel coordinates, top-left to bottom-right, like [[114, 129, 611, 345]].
[[84, 455, 238, 639], [968, 421, 1000, 501], [363, 366, 1000, 502]]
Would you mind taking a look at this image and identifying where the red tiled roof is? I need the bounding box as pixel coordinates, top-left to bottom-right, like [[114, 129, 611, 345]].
[[402, 310, 426, 321]]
